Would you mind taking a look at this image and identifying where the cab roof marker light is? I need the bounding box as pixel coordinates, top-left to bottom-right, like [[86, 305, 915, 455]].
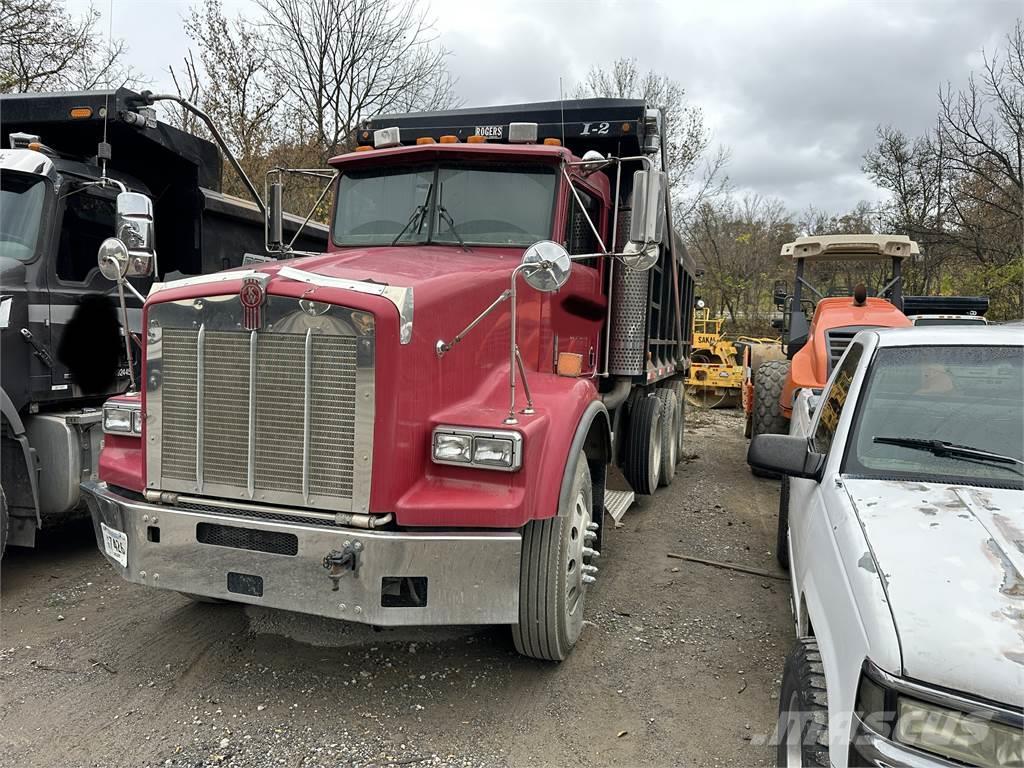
[[543, 138, 561, 146], [439, 135, 458, 143], [354, 145, 374, 152], [466, 135, 487, 143], [373, 126, 401, 148], [416, 137, 436, 144], [508, 122, 538, 144]]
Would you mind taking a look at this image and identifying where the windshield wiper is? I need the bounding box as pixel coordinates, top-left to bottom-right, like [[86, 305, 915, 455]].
[[436, 184, 469, 252], [391, 183, 432, 246], [873, 436, 1024, 471]]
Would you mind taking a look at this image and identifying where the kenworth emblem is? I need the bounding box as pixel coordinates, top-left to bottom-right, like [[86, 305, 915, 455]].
[[240, 275, 266, 330]]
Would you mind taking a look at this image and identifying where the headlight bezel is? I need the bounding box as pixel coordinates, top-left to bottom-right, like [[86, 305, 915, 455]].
[[856, 660, 1024, 768], [431, 426, 523, 472], [103, 401, 142, 436]]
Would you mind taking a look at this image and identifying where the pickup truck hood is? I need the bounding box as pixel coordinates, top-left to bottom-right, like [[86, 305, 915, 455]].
[[844, 478, 1024, 707]]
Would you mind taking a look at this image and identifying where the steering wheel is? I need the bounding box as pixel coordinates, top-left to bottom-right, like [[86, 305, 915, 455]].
[[348, 219, 402, 235]]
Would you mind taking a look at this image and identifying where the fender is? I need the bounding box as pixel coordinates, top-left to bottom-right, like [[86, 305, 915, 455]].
[[556, 398, 610, 518], [0, 387, 41, 522]]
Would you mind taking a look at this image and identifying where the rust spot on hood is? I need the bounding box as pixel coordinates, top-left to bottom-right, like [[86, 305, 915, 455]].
[[985, 538, 1024, 599]]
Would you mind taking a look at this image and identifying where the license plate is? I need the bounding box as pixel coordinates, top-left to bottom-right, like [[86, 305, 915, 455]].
[[101, 522, 128, 567]]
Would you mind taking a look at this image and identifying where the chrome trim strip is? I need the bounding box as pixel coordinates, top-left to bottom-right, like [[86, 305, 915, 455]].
[[148, 269, 263, 298], [863, 660, 1023, 728], [195, 323, 206, 490], [278, 265, 414, 345], [247, 330, 257, 499], [302, 327, 312, 502]]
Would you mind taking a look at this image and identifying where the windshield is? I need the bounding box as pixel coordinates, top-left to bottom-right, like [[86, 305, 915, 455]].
[[332, 163, 556, 247], [845, 345, 1023, 486], [0, 172, 48, 262]]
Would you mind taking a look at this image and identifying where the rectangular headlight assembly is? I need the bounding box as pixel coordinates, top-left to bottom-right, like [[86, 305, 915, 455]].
[[431, 426, 522, 471], [103, 402, 142, 436]]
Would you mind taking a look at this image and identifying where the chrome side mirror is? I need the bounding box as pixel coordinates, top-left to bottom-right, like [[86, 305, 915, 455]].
[[629, 169, 666, 246], [97, 237, 129, 281], [267, 179, 284, 251], [115, 191, 156, 276], [520, 240, 571, 292]]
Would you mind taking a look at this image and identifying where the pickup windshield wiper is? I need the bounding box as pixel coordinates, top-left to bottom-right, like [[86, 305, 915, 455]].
[[391, 183, 432, 246], [873, 436, 1024, 472]]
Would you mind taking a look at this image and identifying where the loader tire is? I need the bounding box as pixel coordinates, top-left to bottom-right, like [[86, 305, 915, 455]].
[[776, 475, 790, 570], [623, 394, 663, 495], [751, 359, 790, 478], [777, 639, 830, 767], [653, 388, 679, 487], [512, 452, 593, 661]]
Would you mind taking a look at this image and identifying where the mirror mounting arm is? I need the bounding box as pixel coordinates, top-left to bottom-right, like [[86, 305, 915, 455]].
[[436, 288, 512, 358]]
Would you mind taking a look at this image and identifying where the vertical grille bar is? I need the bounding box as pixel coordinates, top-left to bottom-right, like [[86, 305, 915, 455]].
[[247, 330, 257, 499], [196, 324, 206, 489], [302, 328, 312, 502]]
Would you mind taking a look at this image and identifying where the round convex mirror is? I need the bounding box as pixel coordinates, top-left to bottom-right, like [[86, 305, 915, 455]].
[[521, 240, 572, 292], [620, 240, 659, 271], [97, 237, 130, 281]]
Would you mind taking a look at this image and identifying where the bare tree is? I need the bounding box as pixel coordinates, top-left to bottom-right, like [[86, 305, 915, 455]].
[[255, 0, 458, 162], [572, 58, 729, 225], [0, 0, 138, 92]]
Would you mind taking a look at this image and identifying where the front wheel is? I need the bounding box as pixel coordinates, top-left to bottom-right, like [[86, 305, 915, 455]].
[[777, 639, 829, 767], [512, 452, 594, 661]]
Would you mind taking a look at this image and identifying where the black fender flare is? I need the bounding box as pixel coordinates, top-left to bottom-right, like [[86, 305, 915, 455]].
[[1, 388, 41, 520], [556, 399, 611, 519]]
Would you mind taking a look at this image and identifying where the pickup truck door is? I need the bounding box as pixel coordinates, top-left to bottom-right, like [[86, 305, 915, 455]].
[[787, 341, 865, 633]]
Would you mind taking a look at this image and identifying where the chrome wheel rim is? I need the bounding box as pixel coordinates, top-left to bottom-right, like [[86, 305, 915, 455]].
[[667, 402, 679, 467], [649, 410, 662, 488], [565, 489, 590, 616]]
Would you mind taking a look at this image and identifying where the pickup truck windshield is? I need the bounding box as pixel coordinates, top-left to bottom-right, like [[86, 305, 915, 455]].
[[332, 163, 556, 247], [0, 173, 47, 262], [846, 345, 1023, 486]]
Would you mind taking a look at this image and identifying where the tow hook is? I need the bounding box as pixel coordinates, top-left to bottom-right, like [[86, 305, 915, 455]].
[[322, 540, 362, 590]]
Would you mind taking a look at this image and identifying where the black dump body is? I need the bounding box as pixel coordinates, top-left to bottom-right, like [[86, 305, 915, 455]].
[[1, 88, 326, 274], [362, 99, 695, 379], [902, 295, 989, 317]]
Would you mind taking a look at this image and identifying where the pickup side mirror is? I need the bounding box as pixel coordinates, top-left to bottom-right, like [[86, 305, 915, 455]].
[[747, 434, 825, 480], [115, 191, 156, 277]]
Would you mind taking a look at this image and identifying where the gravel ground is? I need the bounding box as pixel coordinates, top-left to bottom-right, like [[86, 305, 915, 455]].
[[0, 407, 793, 767]]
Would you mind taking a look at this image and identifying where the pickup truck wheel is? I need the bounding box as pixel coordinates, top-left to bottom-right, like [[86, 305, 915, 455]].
[[623, 395, 663, 495], [776, 476, 790, 570], [511, 452, 592, 661], [653, 388, 679, 486], [777, 639, 829, 768], [0, 486, 8, 560], [752, 360, 791, 478]]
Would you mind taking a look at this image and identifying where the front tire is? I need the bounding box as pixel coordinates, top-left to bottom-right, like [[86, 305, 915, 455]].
[[777, 639, 829, 767], [776, 476, 790, 570], [512, 452, 593, 661]]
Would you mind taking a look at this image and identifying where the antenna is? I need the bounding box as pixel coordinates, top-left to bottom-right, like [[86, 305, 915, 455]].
[[559, 76, 565, 146], [99, 0, 114, 181]]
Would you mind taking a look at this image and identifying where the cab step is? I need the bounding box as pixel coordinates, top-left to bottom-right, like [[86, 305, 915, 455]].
[[605, 489, 635, 523]]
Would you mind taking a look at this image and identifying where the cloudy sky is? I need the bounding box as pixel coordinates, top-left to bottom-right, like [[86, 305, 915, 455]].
[[73, 0, 1021, 214]]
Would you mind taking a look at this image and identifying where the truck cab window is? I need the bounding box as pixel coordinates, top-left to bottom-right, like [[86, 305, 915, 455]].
[[0, 173, 48, 262], [57, 187, 117, 283], [812, 342, 863, 455], [567, 185, 601, 256]]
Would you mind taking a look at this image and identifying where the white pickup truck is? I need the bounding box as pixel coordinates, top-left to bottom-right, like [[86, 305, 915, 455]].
[[748, 327, 1023, 768]]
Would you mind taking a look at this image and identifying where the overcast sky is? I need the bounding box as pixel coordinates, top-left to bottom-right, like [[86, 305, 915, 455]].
[[73, 0, 1021, 214]]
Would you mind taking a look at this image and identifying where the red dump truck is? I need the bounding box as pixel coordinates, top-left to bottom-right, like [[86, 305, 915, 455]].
[[82, 99, 695, 660]]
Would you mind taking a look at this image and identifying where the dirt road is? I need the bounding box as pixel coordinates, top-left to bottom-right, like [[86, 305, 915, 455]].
[[0, 408, 792, 768]]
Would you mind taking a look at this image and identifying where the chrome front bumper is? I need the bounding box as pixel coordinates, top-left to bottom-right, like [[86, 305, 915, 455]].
[[81, 482, 521, 626]]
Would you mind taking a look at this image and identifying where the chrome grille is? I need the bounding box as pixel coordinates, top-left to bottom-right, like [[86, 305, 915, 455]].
[[148, 293, 374, 514]]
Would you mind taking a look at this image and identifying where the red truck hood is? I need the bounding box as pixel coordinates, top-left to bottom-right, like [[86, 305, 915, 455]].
[[285, 245, 523, 298]]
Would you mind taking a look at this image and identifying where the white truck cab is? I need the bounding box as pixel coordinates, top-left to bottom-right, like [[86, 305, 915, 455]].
[[749, 327, 1023, 768]]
